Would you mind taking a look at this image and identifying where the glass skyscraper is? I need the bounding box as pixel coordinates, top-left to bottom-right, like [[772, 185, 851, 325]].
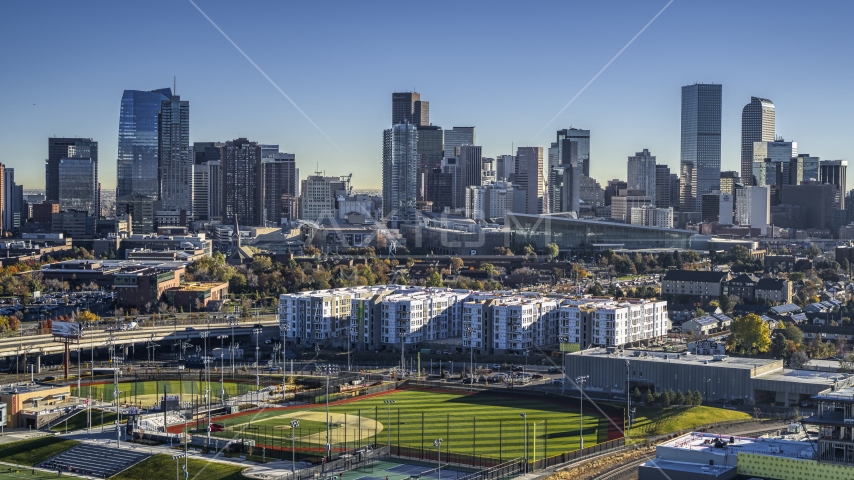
[[157, 95, 191, 213], [382, 122, 418, 222], [680, 84, 722, 212], [741, 97, 775, 184], [117, 88, 172, 199], [58, 157, 97, 215]]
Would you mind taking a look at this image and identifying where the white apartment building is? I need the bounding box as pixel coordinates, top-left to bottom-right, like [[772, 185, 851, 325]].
[[491, 297, 558, 353], [590, 299, 669, 347], [629, 205, 674, 228], [380, 290, 468, 346], [735, 186, 770, 235]]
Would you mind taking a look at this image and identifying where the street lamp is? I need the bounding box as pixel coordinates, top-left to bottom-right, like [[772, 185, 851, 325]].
[[433, 439, 443, 480], [316, 363, 339, 461], [281, 325, 291, 400], [625, 359, 631, 440], [290, 419, 300, 473], [252, 328, 262, 389], [465, 326, 474, 391], [171, 453, 186, 480], [217, 335, 228, 404], [398, 331, 406, 375], [384, 399, 396, 448], [520, 413, 527, 473], [576, 375, 589, 451]]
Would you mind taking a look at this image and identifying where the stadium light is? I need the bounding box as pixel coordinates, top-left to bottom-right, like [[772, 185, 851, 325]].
[[171, 453, 186, 480], [290, 419, 300, 473], [520, 413, 527, 473], [384, 399, 396, 448], [576, 375, 589, 451], [433, 438, 443, 480]]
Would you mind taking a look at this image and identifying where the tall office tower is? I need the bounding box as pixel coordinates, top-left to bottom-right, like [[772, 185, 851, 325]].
[[719, 193, 734, 224], [604, 179, 628, 207], [392, 92, 428, 126], [680, 84, 722, 211], [752, 139, 796, 186], [382, 123, 418, 221], [514, 147, 545, 215], [820, 160, 848, 209], [192, 142, 223, 164], [719, 171, 741, 195], [557, 128, 590, 176], [481, 158, 496, 184], [157, 95, 191, 214], [416, 125, 443, 203], [299, 175, 346, 221], [46, 138, 98, 203], [548, 166, 565, 213], [2, 168, 16, 232], [735, 186, 770, 235], [0, 163, 5, 233], [741, 97, 775, 183], [261, 153, 298, 225], [579, 176, 604, 208], [655, 164, 671, 207], [789, 154, 820, 185], [443, 127, 476, 157], [627, 149, 657, 203], [221, 138, 263, 226], [57, 157, 97, 215], [429, 161, 457, 213], [117, 88, 172, 199], [260, 144, 280, 159], [456, 145, 483, 206], [669, 174, 680, 210], [496, 155, 516, 182]]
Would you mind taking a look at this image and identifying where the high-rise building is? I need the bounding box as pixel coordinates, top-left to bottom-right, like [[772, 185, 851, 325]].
[[392, 92, 428, 126], [261, 153, 298, 225], [655, 165, 672, 207], [192, 160, 220, 222], [2, 169, 20, 232], [630, 205, 674, 228], [741, 97, 775, 183], [117, 88, 172, 199], [611, 190, 652, 222], [719, 193, 734, 224], [456, 145, 483, 205], [820, 160, 848, 209], [680, 84, 722, 211], [627, 149, 657, 203], [157, 95, 191, 214], [193, 142, 223, 164], [753, 139, 796, 186], [221, 138, 263, 226], [669, 174, 680, 210], [735, 186, 770, 235], [557, 128, 590, 176], [465, 181, 514, 220], [579, 176, 604, 208], [427, 165, 455, 213], [496, 155, 515, 182], [604, 179, 628, 207], [260, 144, 280, 159], [514, 147, 545, 215], [57, 157, 97, 215], [416, 125, 443, 203], [299, 175, 346, 221], [443, 127, 476, 157], [47, 138, 98, 203], [789, 154, 820, 185], [382, 123, 418, 221], [719, 171, 741, 195], [780, 182, 837, 230]]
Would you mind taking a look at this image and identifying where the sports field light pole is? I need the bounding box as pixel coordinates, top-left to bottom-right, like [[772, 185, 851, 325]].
[[200, 331, 211, 446], [281, 325, 290, 399], [558, 336, 569, 394], [384, 399, 395, 448], [576, 375, 589, 451], [520, 413, 527, 473], [433, 438, 443, 480], [253, 328, 262, 390], [465, 326, 473, 390], [172, 453, 185, 480], [290, 419, 300, 473], [316, 364, 339, 461], [625, 359, 631, 440], [218, 335, 228, 404]]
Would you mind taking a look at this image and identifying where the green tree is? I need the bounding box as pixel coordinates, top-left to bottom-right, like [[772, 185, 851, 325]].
[[426, 271, 443, 287], [660, 390, 672, 407], [782, 322, 804, 347], [479, 263, 496, 275], [789, 272, 805, 283], [544, 243, 559, 261], [644, 389, 656, 405], [770, 333, 789, 358], [726, 314, 772, 354], [674, 390, 686, 406], [693, 390, 703, 406], [633, 387, 642, 402], [805, 245, 822, 259]]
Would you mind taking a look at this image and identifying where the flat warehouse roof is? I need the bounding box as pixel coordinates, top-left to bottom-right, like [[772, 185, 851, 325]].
[[570, 348, 775, 370]]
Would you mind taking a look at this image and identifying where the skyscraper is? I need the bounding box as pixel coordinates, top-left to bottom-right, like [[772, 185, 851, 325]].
[[193, 142, 223, 164], [655, 164, 672, 207], [46, 138, 98, 203], [392, 92, 428, 126], [741, 97, 775, 183], [1, 167, 12, 233], [789, 154, 820, 185], [261, 153, 299, 225], [157, 95, 191, 214], [496, 155, 515, 182], [416, 125, 443, 203], [627, 149, 657, 203], [820, 160, 848, 209], [443, 127, 476, 157], [117, 88, 172, 199], [58, 157, 97, 215], [752, 139, 796, 186], [557, 128, 590, 176], [456, 145, 483, 207], [221, 138, 263, 226], [680, 83, 722, 211], [514, 147, 545, 215], [382, 123, 418, 221], [192, 142, 223, 222]]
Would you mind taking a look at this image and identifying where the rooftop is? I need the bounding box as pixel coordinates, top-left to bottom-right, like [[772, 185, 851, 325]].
[[638, 459, 734, 476], [812, 384, 854, 402], [173, 282, 227, 292], [661, 431, 814, 460], [570, 348, 775, 370], [753, 368, 850, 386]]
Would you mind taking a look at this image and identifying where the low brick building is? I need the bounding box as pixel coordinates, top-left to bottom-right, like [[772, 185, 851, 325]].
[[164, 282, 229, 312]]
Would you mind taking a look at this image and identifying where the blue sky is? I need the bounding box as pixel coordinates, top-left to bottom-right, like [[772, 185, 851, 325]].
[[1, 0, 852, 191]]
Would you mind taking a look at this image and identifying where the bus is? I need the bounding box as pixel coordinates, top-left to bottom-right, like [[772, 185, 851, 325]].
[[91, 368, 122, 377]]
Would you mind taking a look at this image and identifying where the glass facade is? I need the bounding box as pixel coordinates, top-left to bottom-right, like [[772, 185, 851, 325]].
[[508, 213, 693, 251], [117, 88, 171, 199], [741, 97, 775, 183], [57, 158, 96, 215], [157, 95, 191, 213], [680, 84, 722, 212], [382, 123, 418, 221]]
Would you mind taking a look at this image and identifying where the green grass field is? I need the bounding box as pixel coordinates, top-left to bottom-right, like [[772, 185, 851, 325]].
[[629, 406, 752, 437], [49, 409, 117, 432], [0, 470, 83, 480], [110, 454, 248, 480], [210, 390, 611, 460], [71, 380, 254, 405], [0, 437, 79, 466]]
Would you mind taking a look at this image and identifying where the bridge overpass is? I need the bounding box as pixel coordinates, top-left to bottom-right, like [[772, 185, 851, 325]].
[[0, 315, 283, 368]]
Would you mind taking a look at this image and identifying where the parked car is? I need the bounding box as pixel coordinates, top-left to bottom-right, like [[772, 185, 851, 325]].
[[552, 378, 565, 385], [722, 404, 737, 410], [548, 366, 563, 373], [185, 327, 196, 331], [531, 374, 544, 380], [512, 366, 524, 372]]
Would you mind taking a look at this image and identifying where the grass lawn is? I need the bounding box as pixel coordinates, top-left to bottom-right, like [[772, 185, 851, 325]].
[[0, 437, 79, 466], [50, 409, 117, 432], [71, 380, 253, 405], [211, 390, 611, 460], [0, 470, 83, 479], [111, 454, 248, 480], [629, 406, 752, 437]]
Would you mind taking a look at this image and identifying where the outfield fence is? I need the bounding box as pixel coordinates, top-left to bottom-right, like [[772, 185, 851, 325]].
[[275, 446, 391, 480]]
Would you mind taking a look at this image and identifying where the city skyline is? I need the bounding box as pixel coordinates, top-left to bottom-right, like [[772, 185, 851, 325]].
[[1, 1, 853, 192]]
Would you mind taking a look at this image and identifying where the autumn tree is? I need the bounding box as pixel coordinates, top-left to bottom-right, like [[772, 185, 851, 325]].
[[726, 314, 771, 354], [450, 258, 464, 274], [426, 271, 443, 287], [78, 310, 100, 323]]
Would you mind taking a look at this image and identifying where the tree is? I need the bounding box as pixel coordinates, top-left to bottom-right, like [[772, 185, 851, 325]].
[[450, 258, 464, 274], [426, 271, 443, 287], [479, 263, 496, 275], [78, 310, 100, 323], [693, 390, 703, 406], [545, 243, 559, 261], [771, 333, 789, 358], [718, 294, 736, 313], [789, 272, 805, 283], [633, 387, 642, 402], [660, 390, 672, 407], [726, 314, 772, 354], [805, 245, 822, 259], [644, 389, 656, 405], [782, 322, 804, 347], [789, 351, 810, 369], [674, 390, 686, 406]]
